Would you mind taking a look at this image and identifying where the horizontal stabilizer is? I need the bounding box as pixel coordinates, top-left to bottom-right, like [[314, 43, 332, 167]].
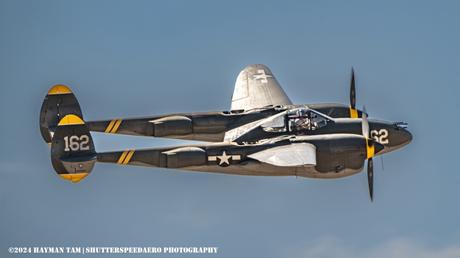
[[248, 143, 316, 167]]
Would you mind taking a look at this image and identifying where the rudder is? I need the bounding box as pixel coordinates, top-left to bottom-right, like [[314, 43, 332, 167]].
[[40, 84, 83, 144], [51, 114, 96, 183]]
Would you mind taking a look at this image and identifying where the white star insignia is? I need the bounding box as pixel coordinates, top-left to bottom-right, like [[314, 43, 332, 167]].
[[217, 151, 231, 166]]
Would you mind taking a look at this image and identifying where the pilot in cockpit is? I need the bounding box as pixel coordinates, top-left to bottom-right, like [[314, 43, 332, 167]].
[[295, 117, 310, 130]]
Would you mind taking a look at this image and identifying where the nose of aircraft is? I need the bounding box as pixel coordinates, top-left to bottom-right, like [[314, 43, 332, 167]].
[[402, 127, 412, 143], [369, 120, 412, 153], [387, 122, 412, 152]]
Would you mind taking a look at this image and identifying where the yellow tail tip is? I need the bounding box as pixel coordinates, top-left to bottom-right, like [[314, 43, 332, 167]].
[[59, 173, 89, 183], [58, 114, 85, 126], [48, 84, 72, 95]]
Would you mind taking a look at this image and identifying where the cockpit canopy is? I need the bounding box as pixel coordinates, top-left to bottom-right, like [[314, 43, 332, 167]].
[[261, 108, 331, 133]]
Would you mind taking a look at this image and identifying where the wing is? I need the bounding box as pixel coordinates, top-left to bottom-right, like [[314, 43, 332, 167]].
[[248, 143, 316, 167], [231, 64, 292, 111]]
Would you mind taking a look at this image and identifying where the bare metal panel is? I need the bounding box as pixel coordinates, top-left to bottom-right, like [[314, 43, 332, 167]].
[[248, 143, 316, 167]]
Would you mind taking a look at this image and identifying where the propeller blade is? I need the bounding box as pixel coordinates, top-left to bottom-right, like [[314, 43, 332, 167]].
[[362, 106, 369, 138], [367, 158, 374, 202], [350, 68, 356, 109]]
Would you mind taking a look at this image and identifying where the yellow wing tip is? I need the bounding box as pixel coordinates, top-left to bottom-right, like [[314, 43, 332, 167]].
[[59, 173, 89, 183], [48, 84, 72, 95], [58, 114, 85, 126]]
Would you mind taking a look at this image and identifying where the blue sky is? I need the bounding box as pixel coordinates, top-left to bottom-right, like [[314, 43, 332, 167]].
[[1, 0, 459, 257]]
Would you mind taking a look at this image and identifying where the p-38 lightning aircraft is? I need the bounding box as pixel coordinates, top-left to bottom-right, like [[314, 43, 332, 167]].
[[40, 64, 412, 201]]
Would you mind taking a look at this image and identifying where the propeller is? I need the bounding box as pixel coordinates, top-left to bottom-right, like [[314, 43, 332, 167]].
[[348, 71, 382, 201], [361, 106, 383, 202], [349, 68, 358, 118], [367, 158, 374, 201]]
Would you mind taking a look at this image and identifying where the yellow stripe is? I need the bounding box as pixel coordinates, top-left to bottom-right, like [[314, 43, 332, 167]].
[[349, 107, 358, 118], [110, 119, 122, 133], [117, 151, 129, 164], [366, 139, 375, 159], [123, 150, 135, 165], [104, 120, 116, 133]]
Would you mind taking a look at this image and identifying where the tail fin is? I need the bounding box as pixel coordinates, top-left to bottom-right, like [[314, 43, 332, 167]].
[[40, 85, 83, 144], [51, 114, 96, 183]]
